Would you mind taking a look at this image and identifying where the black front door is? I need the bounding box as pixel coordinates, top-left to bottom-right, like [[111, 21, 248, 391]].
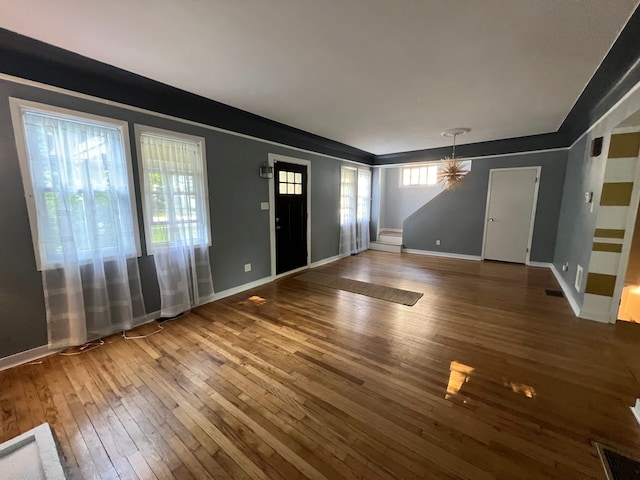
[[274, 161, 308, 274]]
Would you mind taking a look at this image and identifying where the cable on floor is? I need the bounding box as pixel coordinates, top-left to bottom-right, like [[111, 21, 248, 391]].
[[122, 322, 164, 340], [59, 339, 105, 356]]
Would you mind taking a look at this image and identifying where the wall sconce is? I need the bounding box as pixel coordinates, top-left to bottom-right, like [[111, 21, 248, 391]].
[[259, 162, 273, 179]]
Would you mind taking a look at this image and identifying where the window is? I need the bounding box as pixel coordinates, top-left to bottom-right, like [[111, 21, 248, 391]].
[[339, 166, 371, 255], [137, 126, 210, 252], [10, 98, 140, 269], [279, 170, 303, 195], [401, 164, 438, 186]]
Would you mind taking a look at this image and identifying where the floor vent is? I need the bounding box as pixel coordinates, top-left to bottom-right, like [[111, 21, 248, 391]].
[[596, 443, 640, 480], [545, 289, 564, 297]]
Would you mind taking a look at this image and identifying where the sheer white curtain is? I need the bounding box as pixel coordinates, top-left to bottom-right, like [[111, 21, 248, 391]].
[[139, 132, 214, 317], [357, 169, 371, 252], [339, 167, 357, 256], [20, 108, 145, 349]]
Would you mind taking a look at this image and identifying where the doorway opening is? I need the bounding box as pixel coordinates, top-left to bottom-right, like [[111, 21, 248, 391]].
[[606, 109, 640, 323]]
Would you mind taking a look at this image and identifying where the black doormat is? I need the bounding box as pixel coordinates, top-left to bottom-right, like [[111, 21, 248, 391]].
[[545, 289, 564, 297], [596, 443, 640, 479]]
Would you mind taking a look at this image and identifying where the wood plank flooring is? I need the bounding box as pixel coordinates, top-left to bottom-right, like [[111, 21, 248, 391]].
[[2, 251, 640, 479]]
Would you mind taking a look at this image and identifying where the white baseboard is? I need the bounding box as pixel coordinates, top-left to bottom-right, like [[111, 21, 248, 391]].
[[631, 399, 640, 426], [402, 248, 481, 261], [310, 254, 342, 268], [210, 254, 343, 302], [550, 264, 581, 317], [0, 254, 346, 370], [210, 275, 277, 302], [578, 309, 611, 323], [527, 261, 553, 268], [0, 345, 53, 372], [379, 228, 403, 233]]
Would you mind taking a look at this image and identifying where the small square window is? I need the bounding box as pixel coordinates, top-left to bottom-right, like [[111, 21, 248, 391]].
[[401, 164, 439, 187]]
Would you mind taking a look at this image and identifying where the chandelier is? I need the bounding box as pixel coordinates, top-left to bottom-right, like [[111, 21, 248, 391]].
[[438, 128, 471, 189]]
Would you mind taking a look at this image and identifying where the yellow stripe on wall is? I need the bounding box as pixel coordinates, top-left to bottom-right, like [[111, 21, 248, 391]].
[[592, 242, 623, 253], [593, 228, 625, 238], [585, 273, 617, 297], [600, 182, 634, 206], [608, 133, 640, 158]]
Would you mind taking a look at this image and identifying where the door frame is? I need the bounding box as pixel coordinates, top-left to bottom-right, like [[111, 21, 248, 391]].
[[609, 133, 640, 323], [268, 153, 311, 278], [480, 166, 541, 265]]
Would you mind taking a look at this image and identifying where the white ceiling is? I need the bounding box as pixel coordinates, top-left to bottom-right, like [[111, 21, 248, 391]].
[[0, 0, 638, 155]]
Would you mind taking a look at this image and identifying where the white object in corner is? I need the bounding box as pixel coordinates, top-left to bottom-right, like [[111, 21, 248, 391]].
[[0, 345, 53, 373], [575, 265, 584, 292], [631, 399, 640, 426], [0, 423, 66, 480]]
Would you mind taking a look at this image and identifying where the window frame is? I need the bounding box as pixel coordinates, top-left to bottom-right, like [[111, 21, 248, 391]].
[[134, 124, 212, 254], [399, 164, 439, 188], [9, 97, 142, 270]]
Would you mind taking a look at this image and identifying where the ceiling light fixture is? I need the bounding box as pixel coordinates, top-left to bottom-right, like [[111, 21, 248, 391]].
[[438, 128, 471, 190]]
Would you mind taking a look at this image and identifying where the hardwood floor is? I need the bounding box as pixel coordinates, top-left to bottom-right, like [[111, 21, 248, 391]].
[[2, 251, 640, 479]]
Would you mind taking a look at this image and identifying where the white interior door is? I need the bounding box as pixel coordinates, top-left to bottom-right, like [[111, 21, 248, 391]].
[[483, 167, 539, 264]]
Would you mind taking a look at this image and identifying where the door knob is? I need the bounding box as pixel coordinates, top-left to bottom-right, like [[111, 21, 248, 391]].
[[488, 218, 494, 222]]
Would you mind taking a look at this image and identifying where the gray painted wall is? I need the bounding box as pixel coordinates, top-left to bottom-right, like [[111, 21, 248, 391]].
[[553, 83, 640, 308], [403, 151, 567, 262], [380, 167, 444, 230], [0, 79, 359, 358]]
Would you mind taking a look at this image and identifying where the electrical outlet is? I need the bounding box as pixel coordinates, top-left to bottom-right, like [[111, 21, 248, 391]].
[[260, 202, 269, 210], [244, 263, 251, 272], [436, 239, 441, 246]]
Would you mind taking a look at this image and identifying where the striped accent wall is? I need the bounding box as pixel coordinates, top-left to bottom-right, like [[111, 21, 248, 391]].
[[583, 132, 640, 319]]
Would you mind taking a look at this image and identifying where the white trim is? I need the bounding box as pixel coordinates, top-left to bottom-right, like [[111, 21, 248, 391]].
[[310, 254, 342, 268], [579, 308, 611, 323], [268, 154, 312, 277], [609, 154, 640, 323], [134, 124, 212, 253], [0, 345, 54, 372], [376, 147, 569, 168], [593, 237, 624, 244], [527, 261, 552, 268], [612, 125, 640, 135], [379, 228, 403, 233], [274, 265, 308, 279], [0, 73, 370, 167], [575, 264, 584, 292], [402, 248, 481, 261], [0, 423, 66, 480], [631, 399, 640, 426], [4, 70, 640, 168], [373, 167, 382, 241], [550, 264, 581, 317], [210, 275, 276, 302], [569, 78, 640, 150], [9, 97, 142, 269], [481, 166, 541, 264]]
